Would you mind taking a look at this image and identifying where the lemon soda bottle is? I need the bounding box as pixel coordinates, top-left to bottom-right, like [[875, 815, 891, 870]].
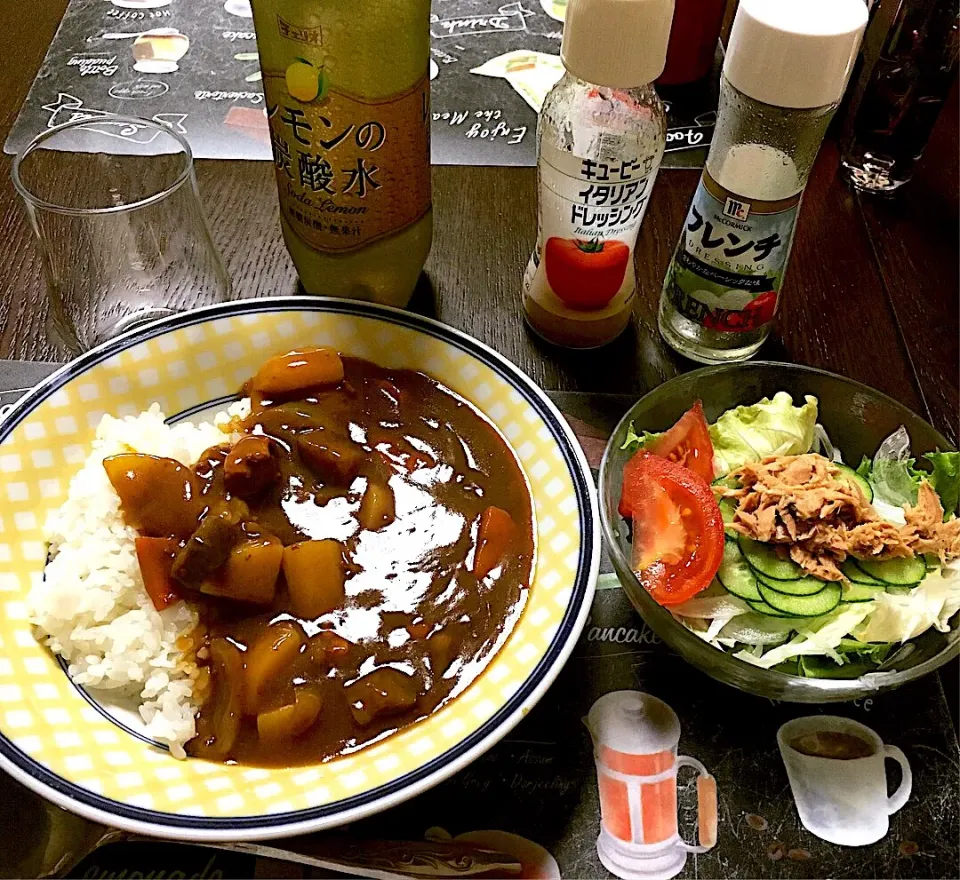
[[252, 0, 432, 307]]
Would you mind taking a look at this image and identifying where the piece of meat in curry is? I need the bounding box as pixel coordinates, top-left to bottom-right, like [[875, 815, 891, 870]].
[[103, 348, 534, 765]]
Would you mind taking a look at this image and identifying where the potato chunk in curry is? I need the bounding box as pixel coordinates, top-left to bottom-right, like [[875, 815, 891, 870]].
[[282, 539, 346, 619]]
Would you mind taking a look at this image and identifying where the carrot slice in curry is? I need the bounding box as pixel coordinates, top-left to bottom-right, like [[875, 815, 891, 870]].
[[472, 506, 517, 580], [134, 537, 181, 611]]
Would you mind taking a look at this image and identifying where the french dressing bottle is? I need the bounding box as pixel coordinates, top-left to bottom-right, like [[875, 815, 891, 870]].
[[657, 0, 868, 363], [251, 0, 432, 308], [521, 0, 673, 349]]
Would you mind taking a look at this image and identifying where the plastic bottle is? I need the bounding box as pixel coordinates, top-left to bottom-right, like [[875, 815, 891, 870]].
[[251, 0, 432, 307], [657, 0, 868, 363], [522, 0, 674, 349]]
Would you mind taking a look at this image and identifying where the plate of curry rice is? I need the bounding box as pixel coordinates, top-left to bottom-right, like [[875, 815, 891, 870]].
[[0, 297, 599, 840]]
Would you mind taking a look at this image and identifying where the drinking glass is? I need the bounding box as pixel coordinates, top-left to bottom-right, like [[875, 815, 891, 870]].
[[840, 0, 959, 194], [12, 115, 232, 352], [778, 715, 912, 846]]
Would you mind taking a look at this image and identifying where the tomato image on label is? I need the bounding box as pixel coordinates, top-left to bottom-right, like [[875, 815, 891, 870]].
[[285, 58, 328, 103], [544, 238, 630, 310], [703, 290, 777, 332], [742, 290, 777, 325]]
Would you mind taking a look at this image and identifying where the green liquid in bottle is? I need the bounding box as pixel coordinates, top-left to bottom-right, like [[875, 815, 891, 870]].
[[252, 0, 433, 307]]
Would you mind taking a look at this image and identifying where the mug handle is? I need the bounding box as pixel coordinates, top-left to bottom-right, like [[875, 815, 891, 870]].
[[883, 744, 912, 815], [675, 755, 718, 853]]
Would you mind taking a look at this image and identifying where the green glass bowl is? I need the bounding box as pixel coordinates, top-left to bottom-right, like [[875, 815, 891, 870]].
[[598, 361, 959, 702]]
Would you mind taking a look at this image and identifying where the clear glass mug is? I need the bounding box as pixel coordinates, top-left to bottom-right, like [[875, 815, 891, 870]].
[[12, 115, 232, 353], [778, 715, 912, 846]]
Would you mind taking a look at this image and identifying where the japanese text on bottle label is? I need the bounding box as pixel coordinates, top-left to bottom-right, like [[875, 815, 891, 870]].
[[524, 141, 656, 317], [264, 73, 431, 253], [666, 170, 801, 333]]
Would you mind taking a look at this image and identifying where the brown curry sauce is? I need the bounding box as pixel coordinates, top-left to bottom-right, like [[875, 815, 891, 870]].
[[103, 349, 534, 766]]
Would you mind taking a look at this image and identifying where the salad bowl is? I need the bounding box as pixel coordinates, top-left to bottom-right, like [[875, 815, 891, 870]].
[[599, 361, 960, 702]]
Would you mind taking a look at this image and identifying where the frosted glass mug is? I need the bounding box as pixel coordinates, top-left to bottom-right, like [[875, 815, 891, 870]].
[[585, 692, 717, 880], [778, 715, 912, 846]]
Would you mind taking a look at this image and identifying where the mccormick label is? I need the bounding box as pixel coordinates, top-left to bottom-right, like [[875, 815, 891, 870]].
[[262, 63, 430, 253], [524, 139, 657, 322], [664, 169, 801, 332]]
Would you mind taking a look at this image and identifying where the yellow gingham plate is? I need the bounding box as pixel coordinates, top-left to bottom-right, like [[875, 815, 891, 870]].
[[0, 297, 599, 840]]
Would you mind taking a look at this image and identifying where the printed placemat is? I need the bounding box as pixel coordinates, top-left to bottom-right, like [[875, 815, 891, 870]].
[[4, 0, 717, 167], [0, 367, 955, 879]]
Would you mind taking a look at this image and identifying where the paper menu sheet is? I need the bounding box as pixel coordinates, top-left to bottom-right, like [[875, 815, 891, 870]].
[[5, 0, 718, 167]]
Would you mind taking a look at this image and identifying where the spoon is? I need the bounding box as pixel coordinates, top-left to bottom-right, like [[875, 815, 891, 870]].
[[40, 827, 523, 880], [0, 774, 520, 880]]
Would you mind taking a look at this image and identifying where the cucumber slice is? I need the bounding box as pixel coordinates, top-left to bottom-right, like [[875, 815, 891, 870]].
[[755, 570, 828, 597], [738, 536, 804, 581], [712, 476, 741, 490], [799, 655, 877, 679], [718, 498, 739, 537], [757, 581, 842, 617], [886, 584, 918, 596], [841, 581, 885, 602], [836, 463, 873, 502], [855, 556, 926, 585], [841, 559, 885, 586], [716, 539, 761, 602], [719, 612, 796, 646], [747, 599, 795, 618]]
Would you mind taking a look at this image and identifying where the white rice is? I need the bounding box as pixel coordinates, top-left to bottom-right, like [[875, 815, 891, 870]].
[[28, 404, 242, 758]]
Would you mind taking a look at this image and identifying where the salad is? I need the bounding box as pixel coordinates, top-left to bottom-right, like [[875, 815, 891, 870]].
[[618, 393, 960, 678]]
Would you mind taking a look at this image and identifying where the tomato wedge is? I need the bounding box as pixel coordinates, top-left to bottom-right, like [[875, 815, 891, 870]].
[[618, 451, 724, 606], [647, 401, 715, 483]]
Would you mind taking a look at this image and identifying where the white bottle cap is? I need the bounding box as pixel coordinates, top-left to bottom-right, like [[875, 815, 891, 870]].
[[561, 0, 675, 88], [724, 0, 868, 109]]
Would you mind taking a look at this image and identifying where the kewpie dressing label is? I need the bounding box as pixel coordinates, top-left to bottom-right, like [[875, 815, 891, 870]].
[[524, 139, 657, 321]]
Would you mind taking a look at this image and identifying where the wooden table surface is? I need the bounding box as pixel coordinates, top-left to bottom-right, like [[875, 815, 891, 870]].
[[1, 1, 958, 708]]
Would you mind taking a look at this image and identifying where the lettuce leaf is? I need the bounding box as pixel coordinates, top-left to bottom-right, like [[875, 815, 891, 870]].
[[730, 565, 960, 672], [709, 392, 818, 477], [869, 427, 924, 508], [852, 563, 960, 642], [836, 638, 894, 661], [620, 423, 661, 454], [925, 451, 960, 517], [732, 601, 875, 669], [865, 428, 960, 516], [798, 644, 891, 678]]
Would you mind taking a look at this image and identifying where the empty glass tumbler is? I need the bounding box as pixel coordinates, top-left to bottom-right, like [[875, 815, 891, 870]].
[[12, 115, 232, 352], [841, 0, 959, 193]]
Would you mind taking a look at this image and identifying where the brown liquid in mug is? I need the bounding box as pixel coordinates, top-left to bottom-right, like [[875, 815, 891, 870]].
[[790, 730, 876, 760]]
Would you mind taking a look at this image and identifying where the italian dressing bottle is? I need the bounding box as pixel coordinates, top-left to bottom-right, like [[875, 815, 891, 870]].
[[657, 0, 868, 363], [522, 0, 674, 348]]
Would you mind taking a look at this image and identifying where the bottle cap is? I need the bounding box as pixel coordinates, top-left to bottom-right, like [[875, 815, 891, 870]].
[[561, 0, 675, 88], [724, 0, 868, 109]]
